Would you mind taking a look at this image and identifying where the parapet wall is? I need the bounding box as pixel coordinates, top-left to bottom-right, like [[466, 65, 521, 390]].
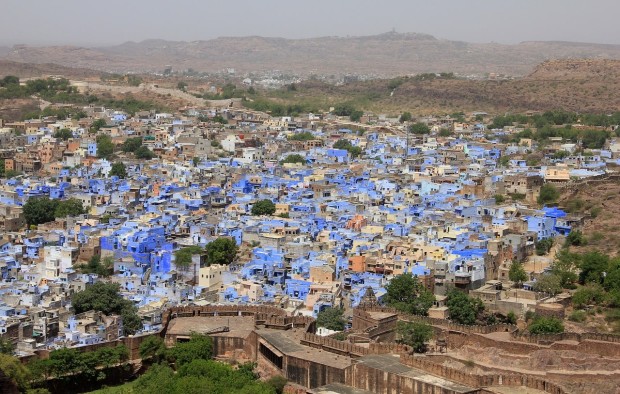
[[400, 355, 567, 394]]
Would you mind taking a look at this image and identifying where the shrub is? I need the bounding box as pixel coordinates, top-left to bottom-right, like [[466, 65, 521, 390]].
[[568, 310, 587, 322], [528, 316, 564, 334]]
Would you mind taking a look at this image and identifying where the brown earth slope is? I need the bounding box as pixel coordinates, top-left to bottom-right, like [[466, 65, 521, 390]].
[[557, 174, 620, 257], [258, 59, 620, 114]]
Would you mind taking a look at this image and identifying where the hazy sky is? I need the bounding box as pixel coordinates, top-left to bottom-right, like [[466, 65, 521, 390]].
[[1, 0, 618, 46]]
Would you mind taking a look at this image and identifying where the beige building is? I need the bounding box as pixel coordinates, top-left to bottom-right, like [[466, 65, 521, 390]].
[[198, 264, 228, 290]]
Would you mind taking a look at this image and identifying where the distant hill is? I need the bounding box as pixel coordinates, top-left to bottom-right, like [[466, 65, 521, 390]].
[[255, 59, 620, 114], [0, 60, 104, 79], [3, 32, 620, 76]]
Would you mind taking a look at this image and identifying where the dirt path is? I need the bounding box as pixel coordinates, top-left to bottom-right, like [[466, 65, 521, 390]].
[[70, 80, 209, 107]]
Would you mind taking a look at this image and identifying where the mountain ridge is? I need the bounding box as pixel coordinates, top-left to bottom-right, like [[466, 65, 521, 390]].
[[2, 32, 620, 77]]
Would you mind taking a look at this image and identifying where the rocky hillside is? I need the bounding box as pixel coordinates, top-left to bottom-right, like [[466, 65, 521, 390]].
[[3, 32, 620, 76], [257, 59, 620, 114], [0, 60, 104, 80]]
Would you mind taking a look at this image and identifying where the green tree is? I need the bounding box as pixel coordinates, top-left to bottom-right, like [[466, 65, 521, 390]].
[[494, 194, 505, 204], [192, 157, 200, 167], [572, 284, 606, 308], [135, 145, 155, 159], [126, 75, 142, 87], [174, 245, 203, 269], [0, 337, 14, 355], [54, 198, 86, 218], [139, 336, 167, 362], [603, 258, 620, 292], [528, 316, 564, 334], [280, 154, 306, 165], [350, 110, 364, 122], [53, 128, 73, 141], [213, 114, 228, 124], [399, 112, 412, 123], [333, 139, 352, 150], [538, 183, 560, 205], [384, 274, 435, 316], [4, 170, 21, 179], [204, 237, 239, 266], [72, 282, 142, 335], [409, 123, 430, 135], [110, 162, 127, 178], [396, 320, 433, 353], [0, 75, 19, 86], [533, 273, 562, 296], [508, 261, 528, 287], [177, 81, 188, 91], [535, 238, 554, 256], [550, 249, 579, 288], [578, 251, 609, 284], [96, 134, 114, 159], [438, 128, 453, 137], [446, 289, 484, 325], [348, 146, 362, 158], [332, 103, 356, 117], [288, 131, 315, 141], [332, 139, 362, 158], [316, 307, 345, 331], [251, 199, 276, 216], [266, 375, 288, 394], [121, 137, 143, 153], [91, 118, 107, 132], [79, 255, 114, 277], [0, 353, 32, 392], [565, 230, 586, 247], [23, 197, 59, 226], [168, 334, 213, 367]]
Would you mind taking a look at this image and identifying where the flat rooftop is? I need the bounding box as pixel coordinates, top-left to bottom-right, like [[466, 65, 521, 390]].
[[257, 328, 352, 370], [166, 316, 255, 338], [314, 383, 376, 394], [354, 354, 476, 393]]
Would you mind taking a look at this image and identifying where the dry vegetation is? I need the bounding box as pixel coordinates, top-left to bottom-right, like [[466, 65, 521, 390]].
[[258, 59, 620, 115], [558, 174, 620, 257]]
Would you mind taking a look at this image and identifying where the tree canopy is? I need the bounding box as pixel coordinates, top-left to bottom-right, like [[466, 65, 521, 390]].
[[446, 289, 485, 325], [54, 198, 85, 218], [71, 282, 142, 335], [399, 112, 412, 123], [538, 183, 560, 205], [23, 197, 58, 226], [23, 197, 86, 226], [251, 199, 276, 216], [288, 131, 315, 141], [121, 137, 143, 153], [53, 128, 73, 141], [528, 315, 564, 334], [316, 307, 345, 331], [78, 255, 114, 277], [280, 154, 306, 165], [0, 353, 32, 392], [174, 245, 203, 269], [508, 261, 528, 287], [96, 134, 114, 158], [383, 274, 435, 316], [110, 162, 127, 179], [409, 123, 431, 135], [396, 320, 433, 353], [204, 237, 239, 266], [135, 145, 155, 160]]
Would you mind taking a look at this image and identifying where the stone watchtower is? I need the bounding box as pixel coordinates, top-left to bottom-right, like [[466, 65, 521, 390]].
[[358, 287, 379, 309]]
